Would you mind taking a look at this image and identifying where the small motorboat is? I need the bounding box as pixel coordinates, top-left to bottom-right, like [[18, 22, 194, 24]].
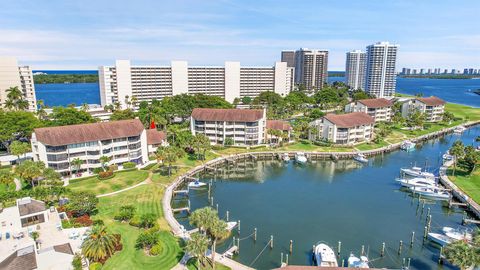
[[348, 253, 370, 268], [188, 180, 207, 188], [295, 152, 308, 164], [453, 126, 466, 134], [400, 166, 435, 180], [443, 227, 473, 242], [401, 140, 416, 151], [314, 243, 338, 267], [442, 153, 454, 161], [410, 186, 450, 200], [353, 153, 368, 163], [428, 232, 452, 246], [396, 177, 437, 188], [281, 153, 290, 162]]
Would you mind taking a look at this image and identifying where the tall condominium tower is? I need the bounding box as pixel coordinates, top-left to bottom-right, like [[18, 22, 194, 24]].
[[99, 60, 294, 108], [345, 50, 366, 90], [281, 51, 296, 68], [294, 48, 328, 91], [365, 42, 399, 97], [0, 57, 36, 111]]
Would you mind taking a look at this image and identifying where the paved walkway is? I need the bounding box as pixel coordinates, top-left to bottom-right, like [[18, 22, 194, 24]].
[[13, 178, 22, 191]]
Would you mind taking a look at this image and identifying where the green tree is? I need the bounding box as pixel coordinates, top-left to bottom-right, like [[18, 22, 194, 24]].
[[241, 96, 252, 105], [450, 140, 465, 176], [71, 158, 83, 176], [458, 145, 480, 174], [313, 86, 347, 109], [193, 134, 211, 160], [110, 109, 136, 121], [156, 146, 182, 175], [307, 108, 325, 120], [99, 156, 111, 171], [4, 86, 29, 111], [224, 137, 234, 146], [0, 170, 14, 186], [115, 205, 136, 221], [9, 140, 31, 162], [139, 213, 157, 228], [41, 167, 62, 187], [72, 253, 82, 270], [209, 219, 229, 270], [135, 230, 159, 251], [351, 90, 372, 101], [442, 111, 455, 124], [47, 107, 96, 126], [0, 110, 42, 152], [186, 233, 209, 267], [406, 110, 425, 129], [36, 100, 48, 120], [67, 191, 99, 216], [444, 240, 478, 270], [15, 160, 45, 188], [81, 226, 117, 263]]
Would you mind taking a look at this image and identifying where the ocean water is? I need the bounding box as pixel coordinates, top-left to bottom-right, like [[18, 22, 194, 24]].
[[33, 71, 480, 107]]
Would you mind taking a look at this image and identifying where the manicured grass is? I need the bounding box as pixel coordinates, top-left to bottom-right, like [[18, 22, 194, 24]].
[[279, 141, 354, 152], [186, 258, 231, 270], [446, 103, 480, 121], [95, 184, 183, 269], [68, 169, 149, 195], [355, 140, 389, 151], [448, 167, 480, 204]]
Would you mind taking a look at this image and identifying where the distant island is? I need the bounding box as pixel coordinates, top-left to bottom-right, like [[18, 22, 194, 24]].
[[398, 74, 480, 79], [33, 74, 99, 84]]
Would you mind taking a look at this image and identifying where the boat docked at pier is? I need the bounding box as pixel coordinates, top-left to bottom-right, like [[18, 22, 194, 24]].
[[347, 253, 370, 268], [400, 140, 416, 151], [295, 152, 307, 164], [396, 177, 437, 188], [314, 243, 338, 267], [409, 186, 450, 200], [188, 180, 207, 189], [443, 227, 473, 242], [428, 232, 453, 247], [400, 166, 435, 180], [453, 126, 466, 134], [281, 153, 290, 162], [353, 153, 368, 163]]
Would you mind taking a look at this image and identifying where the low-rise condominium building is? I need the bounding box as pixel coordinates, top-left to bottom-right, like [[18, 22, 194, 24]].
[[345, 98, 393, 122], [401, 96, 445, 122]]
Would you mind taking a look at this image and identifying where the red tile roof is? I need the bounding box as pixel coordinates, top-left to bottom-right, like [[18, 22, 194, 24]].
[[34, 119, 144, 146], [324, 112, 375, 128], [358, 98, 393, 108], [146, 129, 167, 145], [266, 120, 292, 131], [191, 108, 264, 122], [416, 96, 446, 106]]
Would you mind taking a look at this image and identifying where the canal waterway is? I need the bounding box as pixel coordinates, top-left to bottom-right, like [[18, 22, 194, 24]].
[[174, 125, 480, 270]]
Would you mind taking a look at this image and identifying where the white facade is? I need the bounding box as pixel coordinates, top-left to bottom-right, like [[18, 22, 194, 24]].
[[0, 57, 37, 111], [401, 98, 445, 122], [99, 60, 294, 108], [345, 50, 366, 90], [308, 113, 374, 145], [294, 48, 329, 91], [365, 42, 399, 98], [345, 100, 393, 122]]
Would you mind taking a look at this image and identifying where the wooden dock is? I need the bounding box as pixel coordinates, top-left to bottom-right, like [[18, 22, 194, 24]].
[[172, 207, 190, 213], [223, 245, 238, 258]]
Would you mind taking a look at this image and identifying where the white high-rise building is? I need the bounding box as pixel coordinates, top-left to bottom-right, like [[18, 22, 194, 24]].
[[293, 48, 328, 91], [99, 60, 294, 108], [0, 57, 37, 111], [365, 42, 399, 98], [345, 50, 366, 90]]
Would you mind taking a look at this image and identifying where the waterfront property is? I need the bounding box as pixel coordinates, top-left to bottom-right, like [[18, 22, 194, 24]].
[[31, 119, 152, 176], [146, 129, 168, 154], [266, 120, 293, 144], [365, 42, 399, 98], [345, 98, 393, 122], [99, 60, 294, 108], [0, 197, 88, 270], [0, 56, 37, 111], [401, 96, 446, 122], [308, 112, 375, 144], [190, 108, 266, 146]]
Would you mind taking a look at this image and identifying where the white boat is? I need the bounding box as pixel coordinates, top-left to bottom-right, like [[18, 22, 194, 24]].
[[188, 180, 207, 188], [348, 253, 370, 268], [453, 126, 466, 133], [396, 177, 437, 188], [295, 152, 307, 164], [281, 153, 290, 162], [400, 166, 435, 179], [314, 243, 338, 267], [353, 153, 368, 163], [443, 227, 473, 242], [442, 153, 454, 161], [226, 221, 237, 231], [409, 186, 450, 200], [401, 140, 416, 151], [428, 232, 452, 246]]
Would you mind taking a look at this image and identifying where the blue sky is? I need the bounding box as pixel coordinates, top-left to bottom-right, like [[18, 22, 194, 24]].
[[1, 0, 479, 70]]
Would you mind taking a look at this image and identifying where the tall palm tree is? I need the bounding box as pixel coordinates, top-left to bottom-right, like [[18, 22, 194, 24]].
[[186, 233, 209, 267], [81, 226, 117, 263], [444, 240, 477, 270], [450, 140, 465, 176], [5, 86, 28, 111], [209, 220, 228, 270], [99, 156, 111, 171], [190, 207, 218, 234], [71, 158, 83, 176]]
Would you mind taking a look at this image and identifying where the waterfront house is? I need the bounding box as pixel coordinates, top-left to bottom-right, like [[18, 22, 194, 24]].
[[146, 129, 169, 154], [266, 120, 293, 144], [31, 119, 150, 176], [345, 98, 393, 122], [401, 96, 445, 122], [308, 112, 375, 145], [190, 108, 266, 146]]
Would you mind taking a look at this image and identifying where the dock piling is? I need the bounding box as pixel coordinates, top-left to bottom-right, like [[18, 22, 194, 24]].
[[438, 247, 444, 264], [398, 240, 403, 255], [424, 226, 428, 239], [361, 245, 365, 256], [407, 258, 411, 268], [290, 240, 293, 254], [216, 203, 218, 212], [237, 237, 240, 253], [270, 235, 274, 249], [426, 207, 431, 221], [410, 231, 415, 247], [281, 253, 283, 265], [254, 228, 257, 242], [238, 220, 241, 235], [226, 210, 229, 222], [381, 242, 385, 257], [337, 241, 341, 256], [286, 254, 289, 265]]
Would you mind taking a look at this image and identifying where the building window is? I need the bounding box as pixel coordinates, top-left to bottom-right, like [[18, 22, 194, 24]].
[[68, 143, 85, 149]]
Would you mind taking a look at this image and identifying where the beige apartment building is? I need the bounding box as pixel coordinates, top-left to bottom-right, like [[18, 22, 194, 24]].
[[401, 96, 446, 122], [0, 57, 36, 111], [99, 60, 294, 108], [309, 112, 375, 145], [345, 98, 393, 122], [190, 108, 267, 146]]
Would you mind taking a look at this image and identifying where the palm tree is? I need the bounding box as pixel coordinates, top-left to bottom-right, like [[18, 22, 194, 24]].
[[450, 140, 465, 176], [36, 100, 48, 120], [81, 226, 117, 263], [9, 140, 30, 162], [444, 240, 478, 270], [81, 103, 89, 112], [71, 158, 83, 176], [190, 207, 218, 234], [15, 160, 44, 188], [186, 233, 209, 268], [5, 86, 29, 111], [130, 95, 138, 108], [99, 156, 111, 171], [209, 219, 229, 270]]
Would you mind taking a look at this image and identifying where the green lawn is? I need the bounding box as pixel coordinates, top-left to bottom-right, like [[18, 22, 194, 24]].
[[446, 103, 480, 121], [355, 140, 389, 151], [186, 258, 231, 270], [68, 169, 149, 195], [448, 167, 480, 204], [95, 184, 183, 269]]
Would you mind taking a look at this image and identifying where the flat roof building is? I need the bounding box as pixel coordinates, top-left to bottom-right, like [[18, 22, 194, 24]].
[[345, 50, 366, 90], [365, 42, 399, 98], [0, 57, 36, 111]]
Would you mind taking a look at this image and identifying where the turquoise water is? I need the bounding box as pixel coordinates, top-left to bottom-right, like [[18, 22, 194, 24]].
[[174, 126, 480, 270]]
